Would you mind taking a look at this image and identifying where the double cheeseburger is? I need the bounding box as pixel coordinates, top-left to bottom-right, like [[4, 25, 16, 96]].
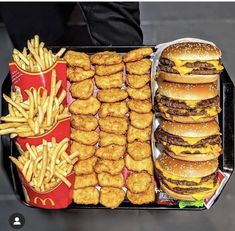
[[158, 42, 224, 83], [155, 153, 219, 201], [156, 81, 221, 123], [155, 120, 222, 161]]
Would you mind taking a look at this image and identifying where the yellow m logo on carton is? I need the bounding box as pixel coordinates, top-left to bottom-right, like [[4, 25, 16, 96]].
[[34, 197, 55, 206]]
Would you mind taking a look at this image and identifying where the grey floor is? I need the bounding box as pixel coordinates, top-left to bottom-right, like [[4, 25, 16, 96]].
[[0, 2, 235, 231]]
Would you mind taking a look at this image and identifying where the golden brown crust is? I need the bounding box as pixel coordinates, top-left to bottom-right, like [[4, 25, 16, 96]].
[[127, 141, 151, 161], [97, 88, 128, 103], [71, 115, 98, 131], [71, 129, 99, 145], [91, 51, 122, 65], [74, 156, 98, 175], [94, 72, 123, 89], [127, 85, 151, 100], [73, 187, 99, 205], [71, 142, 96, 160], [126, 74, 150, 89], [70, 79, 94, 99], [95, 62, 124, 76], [95, 145, 126, 161], [127, 99, 152, 113], [74, 173, 98, 189], [130, 111, 153, 129], [123, 47, 153, 63], [126, 59, 151, 75], [99, 102, 128, 118], [99, 131, 127, 146], [67, 67, 95, 82], [98, 172, 124, 188], [127, 125, 151, 143]]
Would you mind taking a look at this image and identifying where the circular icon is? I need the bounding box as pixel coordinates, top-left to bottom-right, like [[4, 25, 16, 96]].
[[9, 213, 25, 229]]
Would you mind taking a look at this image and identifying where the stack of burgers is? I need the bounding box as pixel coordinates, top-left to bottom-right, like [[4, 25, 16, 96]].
[[154, 42, 224, 202]]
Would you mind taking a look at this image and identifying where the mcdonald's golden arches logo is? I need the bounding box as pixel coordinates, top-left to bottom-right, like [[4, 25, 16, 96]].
[[34, 197, 55, 206]]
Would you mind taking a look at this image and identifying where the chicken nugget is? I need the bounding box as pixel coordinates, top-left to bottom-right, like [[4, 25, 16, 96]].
[[100, 187, 125, 209], [71, 142, 96, 160], [94, 158, 124, 175], [96, 62, 124, 76], [126, 172, 152, 193], [127, 184, 155, 205], [73, 187, 99, 205], [99, 131, 126, 146], [98, 172, 124, 188], [127, 125, 151, 143], [71, 115, 98, 131], [74, 173, 98, 189], [74, 156, 97, 175], [130, 111, 153, 129], [91, 51, 122, 65], [127, 141, 151, 161], [99, 102, 128, 118], [126, 74, 150, 89], [95, 72, 123, 89], [127, 85, 151, 100], [95, 144, 126, 160], [64, 50, 90, 70], [69, 96, 101, 115], [126, 59, 151, 75], [99, 116, 128, 135], [70, 79, 94, 99], [125, 154, 153, 175], [71, 129, 99, 145], [67, 67, 95, 82], [123, 48, 153, 63], [97, 88, 128, 103], [127, 99, 152, 113]]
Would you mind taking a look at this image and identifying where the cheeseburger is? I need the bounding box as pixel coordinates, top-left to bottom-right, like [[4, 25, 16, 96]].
[[156, 81, 221, 123], [155, 120, 222, 161], [155, 153, 219, 201], [158, 42, 224, 83]]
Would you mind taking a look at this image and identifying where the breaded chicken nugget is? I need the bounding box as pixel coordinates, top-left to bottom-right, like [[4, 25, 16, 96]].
[[126, 59, 151, 75], [69, 96, 101, 115], [99, 131, 126, 146], [123, 48, 153, 63], [74, 156, 97, 175], [71, 142, 96, 160], [91, 51, 122, 65], [71, 129, 99, 145], [71, 115, 98, 131], [126, 74, 150, 89], [100, 187, 125, 209], [125, 154, 153, 174], [99, 116, 128, 135], [97, 88, 128, 103], [127, 141, 151, 161], [130, 111, 153, 129], [126, 172, 152, 193], [73, 187, 99, 205], [127, 85, 151, 100], [99, 102, 128, 118], [95, 144, 126, 160], [74, 173, 98, 189], [96, 62, 124, 76], [127, 99, 152, 113], [95, 72, 123, 89], [67, 67, 95, 82], [98, 172, 124, 188], [127, 184, 155, 205], [64, 50, 91, 70], [70, 79, 94, 99], [127, 125, 151, 143]]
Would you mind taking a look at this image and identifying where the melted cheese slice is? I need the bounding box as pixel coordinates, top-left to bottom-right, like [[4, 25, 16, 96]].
[[192, 182, 219, 200], [184, 100, 200, 107], [181, 137, 205, 145]]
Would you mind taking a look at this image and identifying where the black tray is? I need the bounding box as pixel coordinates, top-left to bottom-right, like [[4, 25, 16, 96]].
[[1, 46, 234, 210]]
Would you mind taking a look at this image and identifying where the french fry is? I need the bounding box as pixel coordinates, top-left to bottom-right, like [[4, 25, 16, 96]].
[[55, 48, 66, 58], [9, 156, 24, 170]]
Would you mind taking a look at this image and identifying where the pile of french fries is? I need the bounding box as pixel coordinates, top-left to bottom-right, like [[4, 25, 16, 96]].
[[0, 69, 68, 138], [12, 35, 66, 72], [10, 138, 79, 192]]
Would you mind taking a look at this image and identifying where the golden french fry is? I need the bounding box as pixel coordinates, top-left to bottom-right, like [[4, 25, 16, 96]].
[[0, 116, 27, 122], [69, 151, 79, 160], [55, 48, 66, 58], [19, 102, 29, 110], [48, 50, 53, 67], [54, 170, 71, 187], [22, 160, 31, 176], [26, 161, 34, 182], [26, 143, 37, 160], [10, 133, 18, 139], [9, 156, 24, 170], [13, 48, 30, 65], [37, 144, 48, 187], [58, 90, 66, 104], [22, 47, 27, 57], [55, 80, 62, 95], [43, 48, 49, 69], [0, 122, 22, 129]]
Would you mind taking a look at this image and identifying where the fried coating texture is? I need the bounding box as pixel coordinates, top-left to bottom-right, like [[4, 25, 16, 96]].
[[130, 111, 153, 129], [126, 74, 150, 89], [71, 115, 98, 131], [127, 141, 151, 161], [67, 67, 95, 82], [99, 102, 128, 118], [71, 142, 96, 160], [127, 125, 151, 143], [95, 72, 123, 89], [99, 131, 126, 146], [97, 88, 128, 103], [74, 173, 98, 189], [126, 59, 152, 75], [99, 116, 128, 135], [64, 50, 91, 70], [70, 79, 94, 99], [69, 96, 101, 115], [100, 187, 125, 209], [74, 156, 98, 175], [91, 51, 122, 65], [95, 144, 126, 160], [127, 85, 151, 100], [96, 62, 124, 76], [98, 172, 124, 188], [127, 99, 152, 113], [73, 187, 99, 205], [123, 48, 153, 63], [71, 129, 99, 145], [125, 154, 153, 175]]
